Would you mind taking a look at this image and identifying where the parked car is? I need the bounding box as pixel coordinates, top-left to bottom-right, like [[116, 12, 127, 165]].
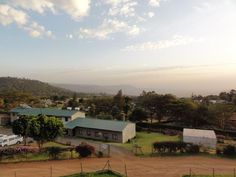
[[0, 135, 23, 147], [0, 134, 7, 138]]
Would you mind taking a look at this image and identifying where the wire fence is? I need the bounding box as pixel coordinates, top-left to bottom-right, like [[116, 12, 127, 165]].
[[0, 160, 128, 177], [1, 162, 236, 177]]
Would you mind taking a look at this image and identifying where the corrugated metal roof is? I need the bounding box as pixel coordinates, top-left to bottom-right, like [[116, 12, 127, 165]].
[[10, 107, 78, 117], [183, 128, 216, 139], [65, 118, 134, 132]]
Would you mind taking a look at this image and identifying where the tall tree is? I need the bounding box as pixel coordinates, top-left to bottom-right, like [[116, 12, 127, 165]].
[[12, 116, 33, 145], [29, 115, 64, 148]]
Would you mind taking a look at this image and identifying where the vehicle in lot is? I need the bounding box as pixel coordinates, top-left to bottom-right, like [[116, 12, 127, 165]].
[[0, 135, 23, 147]]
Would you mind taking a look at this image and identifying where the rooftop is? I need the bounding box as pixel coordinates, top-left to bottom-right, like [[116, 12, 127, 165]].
[[65, 118, 134, 132], [183, 128, 216, 139], [10, 107, 79, 117]]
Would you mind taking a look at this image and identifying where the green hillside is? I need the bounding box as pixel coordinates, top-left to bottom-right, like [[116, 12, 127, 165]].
[[0, 77, 73, 97]]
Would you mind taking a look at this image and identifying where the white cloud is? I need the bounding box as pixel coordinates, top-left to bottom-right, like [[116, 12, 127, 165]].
[[11, 0, 55, 14], [149, 0, 161, 7], [79, 19, 140, 39], [122, 35, 204, 51], [0, 4, 53, 38], [23, 22, 53, 38], [11, 0, 91, 21], [66, 34, 73, 39], [0, 4, 28, 26], [56, 0, 91, 21], [104, 0, 138, 17], [148, 12, 155, 18]]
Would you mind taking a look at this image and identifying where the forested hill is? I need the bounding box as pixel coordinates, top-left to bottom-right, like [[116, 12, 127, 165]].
[[0, 77, 73, 97]]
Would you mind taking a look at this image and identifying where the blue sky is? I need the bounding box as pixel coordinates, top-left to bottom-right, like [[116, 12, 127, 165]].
[[0, 0, 236, 96]]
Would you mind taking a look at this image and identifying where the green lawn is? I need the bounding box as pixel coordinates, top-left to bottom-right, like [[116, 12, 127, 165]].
[[112, 132, 180, 155], [61, 170, 123, 177]]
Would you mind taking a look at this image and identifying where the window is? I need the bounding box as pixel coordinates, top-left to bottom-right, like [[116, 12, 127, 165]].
[[65, 117, 69, 122], [103, 133, 109, 140], [78, 129, 83, 135], [95, 132, 100, 137], [87, 130, 91, 136], [112, 134, 118, 140]]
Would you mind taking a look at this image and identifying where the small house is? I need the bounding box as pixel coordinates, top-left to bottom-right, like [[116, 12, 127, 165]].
[[183, 128, 217, 148], [65, 118, 136, 143]]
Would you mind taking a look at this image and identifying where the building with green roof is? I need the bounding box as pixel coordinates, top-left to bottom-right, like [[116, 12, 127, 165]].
[[65, 118, 136, 143], [10, 107, 85, 124]]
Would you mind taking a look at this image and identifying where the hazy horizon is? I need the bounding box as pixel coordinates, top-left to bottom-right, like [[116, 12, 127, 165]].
[[1, 0, 236, 96]]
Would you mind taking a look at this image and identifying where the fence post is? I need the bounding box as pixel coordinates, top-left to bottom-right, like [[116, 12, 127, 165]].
[[50, 166, 52, 177], [234, 168, 235, 177], [213, 168, 215, 177], [80, 163, 83, 174], [124, 164, 128, 177], [14, 171, 17, 177], [189, 168, 192, 177]]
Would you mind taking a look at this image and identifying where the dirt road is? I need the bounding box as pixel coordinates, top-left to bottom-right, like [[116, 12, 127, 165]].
[[1, 155, 236, 177]]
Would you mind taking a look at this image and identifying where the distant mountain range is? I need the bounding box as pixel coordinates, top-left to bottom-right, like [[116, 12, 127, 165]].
[[53, 83, 142, 96], [0, 77, 73, 97]]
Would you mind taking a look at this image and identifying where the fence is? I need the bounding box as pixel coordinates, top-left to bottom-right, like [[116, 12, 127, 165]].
[[0, 161, 236, 177], [0, 160, 127, 177], [186, 167, 236, 177]]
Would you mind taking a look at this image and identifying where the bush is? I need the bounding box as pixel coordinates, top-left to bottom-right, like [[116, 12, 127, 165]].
[[45, 147, 63, 159], [75, 142, 95, 158], [223, 145, 236, 156], [186, 144, 199, 154], [152, 141, 199, 154], [216, 148, 222, 155], [97, 151, 103, 158]]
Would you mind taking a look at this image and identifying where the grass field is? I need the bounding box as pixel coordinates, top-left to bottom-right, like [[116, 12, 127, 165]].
[[112, 132, 180, 155], [61, 170, 123, 177]]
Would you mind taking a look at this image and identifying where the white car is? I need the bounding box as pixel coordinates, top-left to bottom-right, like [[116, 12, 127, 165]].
[[0, 135, 23, 147]]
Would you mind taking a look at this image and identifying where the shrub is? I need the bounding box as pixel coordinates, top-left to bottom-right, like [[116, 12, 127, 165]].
[[186, 144, 200, 154], [216, 148, 222, 155], [97, 151, 103, 158], [223, 145, 236, 156], [45, 147, 63, 159], [75, 143, 95, 158], [152, 141, 199, 154]]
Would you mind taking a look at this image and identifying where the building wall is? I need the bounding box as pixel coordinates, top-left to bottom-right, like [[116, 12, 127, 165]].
[[71, 112, 85, 120], [183, 136, 217, 148], [122, 123, 136, 143], [10, 113, 18, 123], [68, 127, 123, 143], [0, 114, 10, 125]]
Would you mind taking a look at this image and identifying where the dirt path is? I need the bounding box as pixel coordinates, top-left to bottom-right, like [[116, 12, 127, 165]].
[[1, 156, 236, 177]]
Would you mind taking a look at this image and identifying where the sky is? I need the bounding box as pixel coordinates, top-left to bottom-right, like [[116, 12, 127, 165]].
[[0, 0, 236, 96]]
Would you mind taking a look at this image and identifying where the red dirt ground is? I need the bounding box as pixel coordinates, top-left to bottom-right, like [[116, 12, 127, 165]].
[[1, 155, 236, 177]]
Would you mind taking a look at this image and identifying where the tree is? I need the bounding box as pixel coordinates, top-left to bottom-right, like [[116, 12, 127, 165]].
[[67, 93, 79, 109], [0, 98, 4, 110], [129, 107, 148, 122], [12, 116, 33, 145], [124, 96, 132, 120], [29, 115, 64, 149], [113, 90, 125, 112], [209, 104, 235, 129]]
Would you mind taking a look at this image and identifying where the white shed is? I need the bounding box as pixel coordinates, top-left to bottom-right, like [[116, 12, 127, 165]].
[[183, 128, 217, 148]]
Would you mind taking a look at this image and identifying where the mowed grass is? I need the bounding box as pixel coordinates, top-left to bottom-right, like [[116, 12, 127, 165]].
[[112, 132, 180, 155]]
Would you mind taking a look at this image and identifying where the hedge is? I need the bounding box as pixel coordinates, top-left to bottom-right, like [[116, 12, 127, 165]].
[[153, 141, 199, 154]]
